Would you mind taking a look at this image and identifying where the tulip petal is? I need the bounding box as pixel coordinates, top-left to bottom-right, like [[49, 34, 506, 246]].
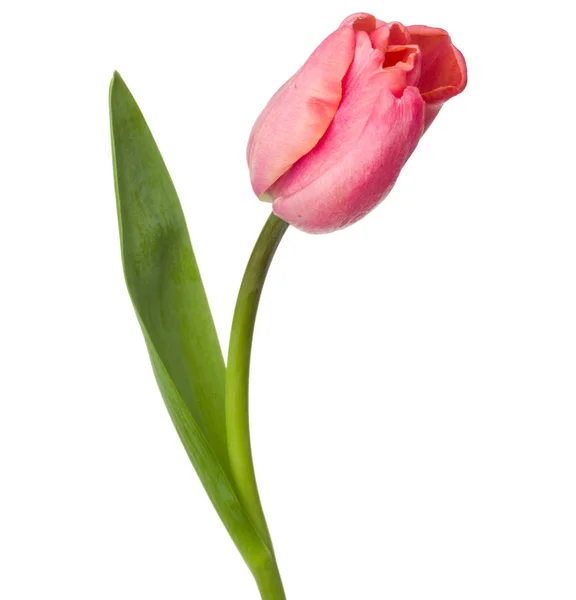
[[268, 31, 388, 200], [407, 25, 467, 105], [383, 45, 422, 87], [340, 13, 377, 30], [369, 23, 390, 52], [247, 25, 356, 197], [388, 22, 411, 45], [272, 85, 425, 233]]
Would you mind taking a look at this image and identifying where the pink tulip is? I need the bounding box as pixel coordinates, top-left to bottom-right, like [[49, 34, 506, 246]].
[[247, 13, 467, 234]]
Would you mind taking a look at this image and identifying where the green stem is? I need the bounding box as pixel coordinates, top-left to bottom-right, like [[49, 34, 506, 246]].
[[226, 212, 289, 599], [252, 558, 288, 600]]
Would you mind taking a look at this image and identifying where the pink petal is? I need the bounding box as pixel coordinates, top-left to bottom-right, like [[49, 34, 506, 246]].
[[339, 13, 377, 30], [268, 31, 387, 200], [369, 23, 390, 52], [247, 25, 356, 197], [271, 84, 425, 233]]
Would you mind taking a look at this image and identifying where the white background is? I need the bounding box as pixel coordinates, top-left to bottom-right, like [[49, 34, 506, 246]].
[[1, 1, 575, 598]]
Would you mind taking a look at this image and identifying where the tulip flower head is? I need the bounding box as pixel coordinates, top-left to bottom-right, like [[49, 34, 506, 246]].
[[247, 13, 467, 233]]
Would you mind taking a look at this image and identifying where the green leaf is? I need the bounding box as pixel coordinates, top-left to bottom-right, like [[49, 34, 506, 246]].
[[109, 72, 273, 570], [110, 71, 228, 468]]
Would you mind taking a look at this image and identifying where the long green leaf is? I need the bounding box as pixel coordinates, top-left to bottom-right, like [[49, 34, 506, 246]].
[[109, 71, 270, 562], [110, 71, 228, 468]]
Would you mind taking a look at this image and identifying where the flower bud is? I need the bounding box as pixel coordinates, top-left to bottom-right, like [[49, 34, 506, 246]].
[[247, 13, 467, 233]]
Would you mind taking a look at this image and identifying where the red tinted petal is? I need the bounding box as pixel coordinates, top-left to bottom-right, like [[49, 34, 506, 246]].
[[408, 25, 467, 104], [388, 22, 411, 45], [383, 45, 421, 87]]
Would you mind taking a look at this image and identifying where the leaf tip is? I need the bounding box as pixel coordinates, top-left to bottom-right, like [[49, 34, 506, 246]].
[[110, 71, 125, 99]]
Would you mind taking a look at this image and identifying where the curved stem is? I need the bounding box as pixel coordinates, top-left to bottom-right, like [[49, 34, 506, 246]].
[[226, 212, 289, 599]]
